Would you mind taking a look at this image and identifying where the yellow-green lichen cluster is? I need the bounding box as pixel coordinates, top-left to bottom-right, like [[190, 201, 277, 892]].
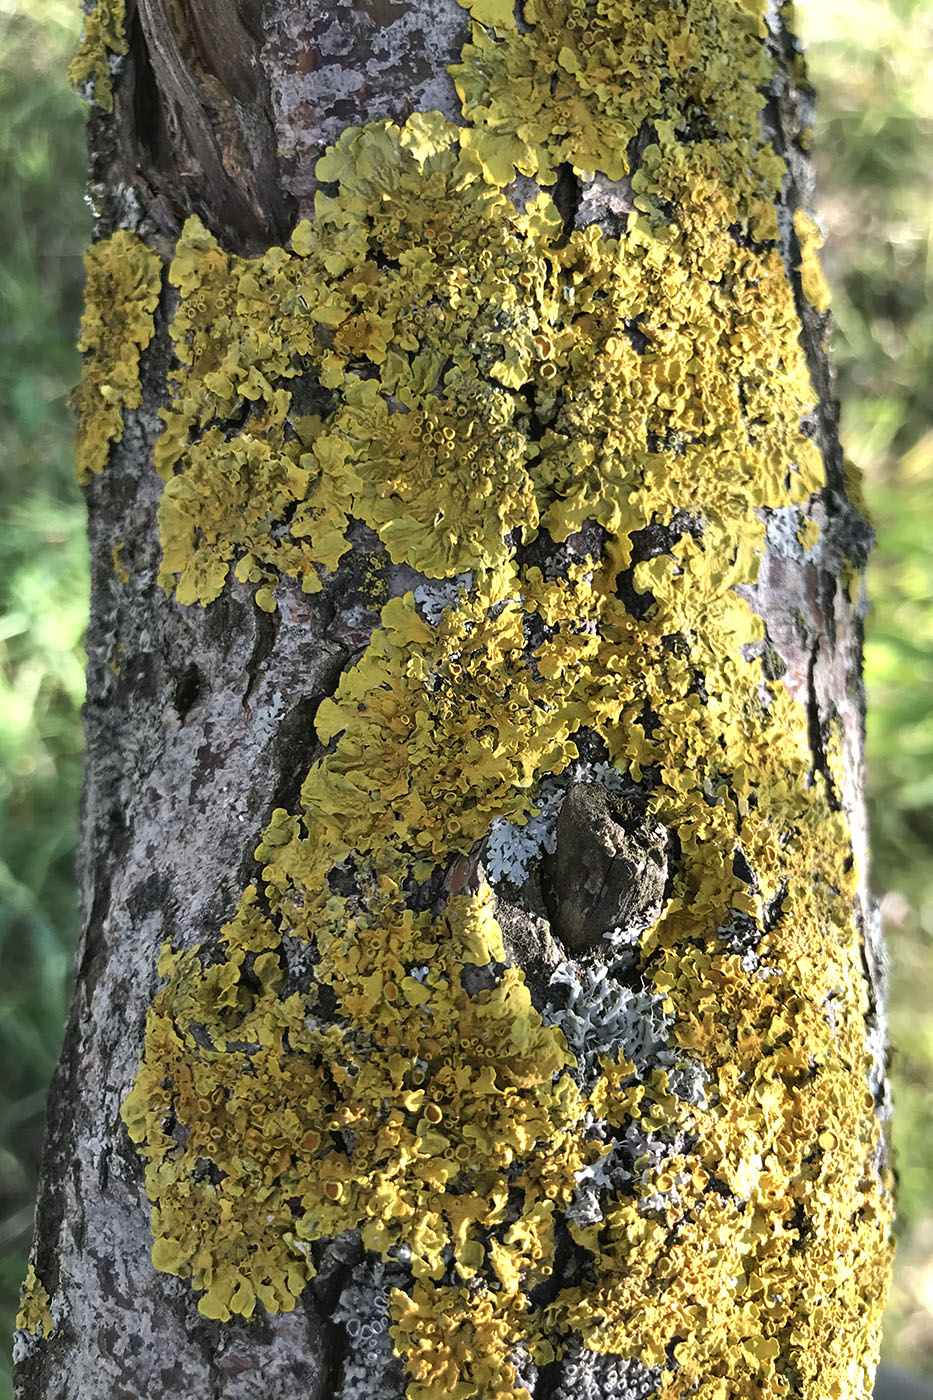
[[115, 0, 892, 1397], [150, 115, 561, 604], [73, 230, 162, 483], [147, 85, 817, 610], [452, 0, 785, 204], [68, 0, 127, 112], [16, 1265, 53, 1339], [794, 208, 833, 315]]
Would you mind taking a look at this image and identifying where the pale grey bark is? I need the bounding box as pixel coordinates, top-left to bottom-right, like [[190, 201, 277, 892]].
[[263, 0, 466, 208]]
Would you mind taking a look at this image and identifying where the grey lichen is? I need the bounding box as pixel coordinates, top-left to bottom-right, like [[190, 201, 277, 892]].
[[485, 764, 632, 889], [542, 961, 674, 1089], [333, 1259, 408, 1400], [485, 783, 563, 885], [545, 1340, 662, 1400], [413, 572, 474, 626]]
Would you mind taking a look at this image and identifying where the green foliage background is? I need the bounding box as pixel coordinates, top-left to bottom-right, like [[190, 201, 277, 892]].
[[0, 2, 89, 1392], [800, 0, 933, 1377], [0, 0, 930, 1392]]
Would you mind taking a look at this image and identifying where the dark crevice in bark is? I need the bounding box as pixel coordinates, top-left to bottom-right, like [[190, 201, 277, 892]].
[[764, 879, 789, 932], [614, 510, 703, 620], [305, 1237, 363, 1397], [172, 661, 202, 720], [623, 316, 650, 353], [528, 1215, 590, 1318], [129, 2, 163, 173], [15, 1040, 79, 1394], [513, 519, 607, 582], [261, 653, 350, 821], [317, 1318, 352, 1398], [818, 555, 839, 651], [206, 1330, 222, 1400], [299, 1293, 350, 1400], [73, 811, 130, 998], [627, 119, 659, 173], [552, 163, 582, 240], [241, 605, 279, 715], [520, 379, 549, 442], [287, 361, 340, 422], [534, 1357, 575, 1400], [805, 642, 842, 810], [102, 0, 297, 252]]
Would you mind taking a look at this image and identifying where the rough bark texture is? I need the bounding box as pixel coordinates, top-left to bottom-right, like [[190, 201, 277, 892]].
[[17, 1, 894, 1397]]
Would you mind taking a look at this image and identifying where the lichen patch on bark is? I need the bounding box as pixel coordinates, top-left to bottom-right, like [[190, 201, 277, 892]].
[[49, 2, 895, 1398], [73, 230, 161, 483], [68, 0, 127, 111]]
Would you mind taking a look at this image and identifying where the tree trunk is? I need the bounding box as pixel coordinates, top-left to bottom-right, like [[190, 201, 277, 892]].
[[16, 1, 895, 1397]]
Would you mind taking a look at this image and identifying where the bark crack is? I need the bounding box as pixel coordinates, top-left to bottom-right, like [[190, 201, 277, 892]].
[[130, 0, 295, 249], [552, 162, 582, 240], [241, 607, 280, 717], [805, 640, 840, 810]]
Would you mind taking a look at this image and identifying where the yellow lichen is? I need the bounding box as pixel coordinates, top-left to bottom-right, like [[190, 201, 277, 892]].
[[73, 230, 162, 483], [16, 1265, 53, 1339], [794, 208, 833, 315], [797, 516, 821, 552], [68, 0, 127, 112], [111, 539, 129, 582], [116, 0, 893, 1396], [152, 121, 562, 603]]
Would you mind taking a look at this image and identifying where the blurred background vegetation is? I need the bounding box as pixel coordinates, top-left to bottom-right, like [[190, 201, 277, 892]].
[[0, 0, 930, 1393], [801, 0, 933, 1382]]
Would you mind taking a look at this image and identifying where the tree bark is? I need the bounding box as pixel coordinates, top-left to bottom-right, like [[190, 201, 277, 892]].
[[16, 1, 894, 1397]]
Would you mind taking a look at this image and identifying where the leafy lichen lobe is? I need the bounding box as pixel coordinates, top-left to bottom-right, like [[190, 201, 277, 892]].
[[16, 1265, 54, 1340], [68, 0, 127, 112], [73, 229, 161, 483]]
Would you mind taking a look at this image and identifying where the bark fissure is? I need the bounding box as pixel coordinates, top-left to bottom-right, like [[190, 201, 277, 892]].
[[132, 0, 294, 248]]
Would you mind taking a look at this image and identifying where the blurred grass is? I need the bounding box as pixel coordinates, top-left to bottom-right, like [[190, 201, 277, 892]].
[[0, 1, 89, 1394], [0, 0, 931, 1393]]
